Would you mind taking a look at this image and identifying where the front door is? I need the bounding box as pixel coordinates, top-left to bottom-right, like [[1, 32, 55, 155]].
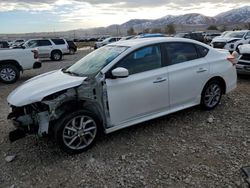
[[105, 45, 169, 126]]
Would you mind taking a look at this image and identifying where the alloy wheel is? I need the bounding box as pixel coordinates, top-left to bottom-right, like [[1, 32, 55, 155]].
[[0, 68, 16, 82], [204, 83, 222, 108], [62, 115, 97, 150]]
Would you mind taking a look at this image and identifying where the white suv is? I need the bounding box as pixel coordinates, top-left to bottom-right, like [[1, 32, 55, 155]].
[[23, 39, 69, 61], [211, 30, 250, 52], [94, 37, 121, 49], [7, 38, 237, 153]]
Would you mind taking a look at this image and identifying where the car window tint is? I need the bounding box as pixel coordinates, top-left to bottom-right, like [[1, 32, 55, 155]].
[[164, 43, 198, 65], [38, 40, 52, 46], [195, 44, 209, 57], [116, 45, 162, 75], [52, 39, 65, 45]]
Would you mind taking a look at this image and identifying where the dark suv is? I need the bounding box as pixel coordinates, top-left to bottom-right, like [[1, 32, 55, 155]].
[[66, 40, 77, 54], [0, 41, 9, 48]]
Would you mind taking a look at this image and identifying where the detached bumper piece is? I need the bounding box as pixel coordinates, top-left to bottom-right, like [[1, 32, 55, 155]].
[[33, 61, 42, 69]]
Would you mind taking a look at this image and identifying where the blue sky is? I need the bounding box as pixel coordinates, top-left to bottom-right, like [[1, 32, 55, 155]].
[[0, 0, 249, 34]]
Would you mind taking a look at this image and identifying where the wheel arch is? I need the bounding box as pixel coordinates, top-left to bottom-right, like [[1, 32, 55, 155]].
[[0, 60, 23, 71], [51, 49, 62, 54], [53, 99, 105, 132], [202, 76, 226, 95]]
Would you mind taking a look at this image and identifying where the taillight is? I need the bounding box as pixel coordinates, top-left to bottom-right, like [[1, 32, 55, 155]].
[[32, 50, 39, 59], [227, 52, 238, 66]]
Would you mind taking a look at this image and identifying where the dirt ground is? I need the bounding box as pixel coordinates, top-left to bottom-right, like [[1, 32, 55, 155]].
[[0, 49, 250, 188]]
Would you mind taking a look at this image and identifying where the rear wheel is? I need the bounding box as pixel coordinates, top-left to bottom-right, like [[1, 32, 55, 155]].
[[54, 110, 101, 154], [201, 80, 223, 110], [51, 51, 62, 61], [0, 64, 20, 84]]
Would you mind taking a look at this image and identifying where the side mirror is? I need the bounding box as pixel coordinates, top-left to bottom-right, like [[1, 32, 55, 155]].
[[112, 67, 129, 78]]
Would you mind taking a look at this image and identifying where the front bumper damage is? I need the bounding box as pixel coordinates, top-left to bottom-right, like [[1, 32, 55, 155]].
[[8, 104, 50, 137], [7, 88, 78, 141]]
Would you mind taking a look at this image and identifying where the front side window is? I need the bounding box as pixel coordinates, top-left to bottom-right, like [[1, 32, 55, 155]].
[[38, 40, 52, 46], [164, 42, 198, 65], [66, 46, 128, 76], [115, 45, 162, 75]]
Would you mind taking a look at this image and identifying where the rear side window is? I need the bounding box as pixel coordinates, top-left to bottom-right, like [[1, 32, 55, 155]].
[[195, 44, 209, 57], [38, 40, 52, 46], [164, 42, 198, 65], [51, 39, 65, 45]]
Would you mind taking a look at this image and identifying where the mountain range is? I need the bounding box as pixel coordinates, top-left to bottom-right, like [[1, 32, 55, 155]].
[[108, 6, 250, 32], [1, 6, 250, 39]]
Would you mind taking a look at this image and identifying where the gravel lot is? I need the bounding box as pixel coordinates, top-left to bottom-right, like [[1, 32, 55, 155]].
[[0, 49, 250, 188]]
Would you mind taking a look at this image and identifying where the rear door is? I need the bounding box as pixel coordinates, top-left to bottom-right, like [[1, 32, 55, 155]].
[[105, 44, 169, 126], [163, 42, 210, 109]]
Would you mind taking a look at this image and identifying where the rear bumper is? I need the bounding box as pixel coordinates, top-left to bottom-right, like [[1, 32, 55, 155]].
[[33, 61, 42, 69]]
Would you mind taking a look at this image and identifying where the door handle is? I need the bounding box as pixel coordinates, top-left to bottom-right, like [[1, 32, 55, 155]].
[[153, 78, 167, 83], [197, 68, 208, 73]]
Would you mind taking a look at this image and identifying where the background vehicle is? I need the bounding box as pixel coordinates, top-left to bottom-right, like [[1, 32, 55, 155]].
[[94, 37, 121, 49], [7, 38, 237, 153], [0, 48, 40, 84], [134, 33, 166, 39], [211, 30, 250, 52], [0, 41, 10, 48], [204, 33, 221, 43], [236, 44, 250, 74], [23, 38, 69, 61], [66, 40, 77, 54], [10, 39, 25, 48], [175, 32, 204, 42]]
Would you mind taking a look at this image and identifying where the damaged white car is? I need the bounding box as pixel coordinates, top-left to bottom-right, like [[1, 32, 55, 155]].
[[7, 38, 237, 154]]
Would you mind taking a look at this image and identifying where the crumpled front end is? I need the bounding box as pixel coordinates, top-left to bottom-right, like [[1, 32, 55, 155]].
[[7, 88, 78, 141]]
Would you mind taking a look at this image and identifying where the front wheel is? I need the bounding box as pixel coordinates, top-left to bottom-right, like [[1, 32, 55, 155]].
[[0, 64, 20, 84], [201, 80, 223, 110], [54, 110, 101, 154]]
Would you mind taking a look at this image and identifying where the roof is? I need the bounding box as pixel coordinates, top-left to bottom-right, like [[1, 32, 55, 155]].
[[108, 37, 207, 49]]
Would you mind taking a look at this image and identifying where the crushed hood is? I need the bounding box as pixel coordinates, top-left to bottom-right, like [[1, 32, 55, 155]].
[[7, 70, 87, 107]]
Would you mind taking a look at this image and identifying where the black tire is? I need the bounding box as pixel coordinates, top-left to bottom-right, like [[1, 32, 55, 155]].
[[51, 51, 62, 61], [200, 80, 223, 110], [69, 48, 76, 55], [0, 64, 20, 84], [53, 109, 101, 154]]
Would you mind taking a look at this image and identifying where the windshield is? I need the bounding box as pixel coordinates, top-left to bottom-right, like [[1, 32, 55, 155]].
[[225, 31, 246, 38], [65, 45, 128, 76]]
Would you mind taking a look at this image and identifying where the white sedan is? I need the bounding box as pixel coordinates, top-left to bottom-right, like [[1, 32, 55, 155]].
[[7, 38, 237, 154]]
